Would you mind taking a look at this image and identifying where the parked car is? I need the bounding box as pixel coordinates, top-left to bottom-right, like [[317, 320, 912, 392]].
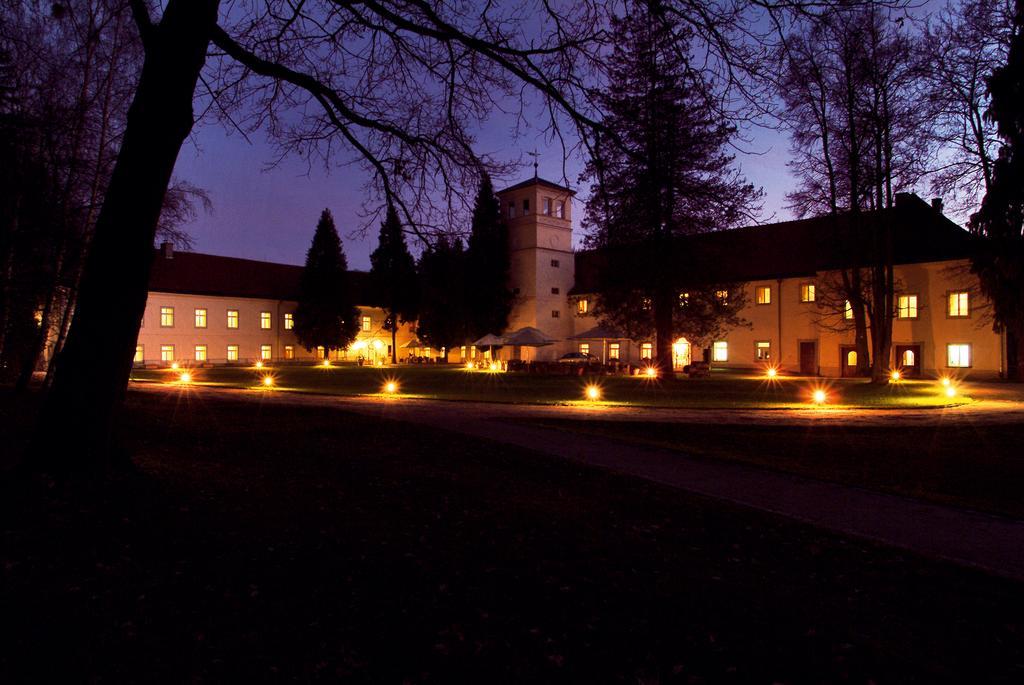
[[558, 352, 600, 363]]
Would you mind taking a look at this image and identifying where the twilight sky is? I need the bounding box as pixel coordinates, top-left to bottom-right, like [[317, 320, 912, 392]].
[[171, 118, 796, 272]]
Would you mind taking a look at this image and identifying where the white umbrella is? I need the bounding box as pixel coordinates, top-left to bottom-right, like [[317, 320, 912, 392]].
[[503, 326, 558, 347], [472, 333, 508, 347]]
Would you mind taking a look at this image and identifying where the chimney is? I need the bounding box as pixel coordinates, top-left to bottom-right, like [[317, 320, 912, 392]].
[[931, 197, 944, 213], [161, 241, 174, 259]]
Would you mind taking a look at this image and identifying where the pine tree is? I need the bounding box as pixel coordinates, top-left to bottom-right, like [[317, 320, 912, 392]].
[[293, 209, 359, 356], [415, 236, 468, 357], [465, 173, 512, 340], [581, 0, 760, 371], [369, 204, 418, 363], [971, 0, 1024, 379]]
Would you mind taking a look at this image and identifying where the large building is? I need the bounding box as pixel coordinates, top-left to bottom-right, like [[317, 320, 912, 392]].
[[133, 177, 1007, 379]]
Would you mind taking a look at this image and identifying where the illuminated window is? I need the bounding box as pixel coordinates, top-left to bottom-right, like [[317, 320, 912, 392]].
[[800, 283, 816, 303], [194, 345, 207, 362], [577, 298, 589, 315], [756, 286, 771, 305], [471, 345, 477, 359], [948, 291, 969, 317], [755, 341, 771, 360], [715, 289, 729, 305], [227, 345, 239, 361], [160, 344, 174, 362], [160, 306, 174, 327], [194, 308, 207, 328], [712, 341, 728, 362], [640, 343, 653, 360], [284, 345, 294, 360], [844, 300, 854, 320], [897, 294, 918, 319], [134, 345, 144, 363], [902, 349, 916, 366], [227, 309, 239, 328], [609, 343, 621, 360], [555, 201, 565, 219], [316, 345, 325, 359], [641, 297, 652, 311], [678, 292, 690, 307], [260, 344, 272, 361], [847, 350, 857, 367], [260, 311, 272, 329], [551, 310, 560, 318], [579, 343, 590, 356], [551, 259, 560, 268], [361, 315, 371, 331], [543, 197, 552, 215], [507, 201, 516, 219], [284, 313, 294, 330], [522, 198, 530, 215], [460, 345, 467, 360], [947, 343, 971, 368]]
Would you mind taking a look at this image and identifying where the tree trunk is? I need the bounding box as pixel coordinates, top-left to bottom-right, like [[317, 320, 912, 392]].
[[391, 316, 397, 364], [1008, 325, 1024, 382], [653, 289, 673, 373], [32, 0, 221, 473]]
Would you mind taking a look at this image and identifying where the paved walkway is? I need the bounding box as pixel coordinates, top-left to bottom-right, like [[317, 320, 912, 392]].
[[133, 382, 1024, 581]]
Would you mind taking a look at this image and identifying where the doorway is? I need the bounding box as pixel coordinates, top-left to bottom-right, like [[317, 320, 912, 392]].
[[840, 345, 859, 377], [799, 341, 817, 375], [895, 344, 922, 377]]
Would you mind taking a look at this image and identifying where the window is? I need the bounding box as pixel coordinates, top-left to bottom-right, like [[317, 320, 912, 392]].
[[361, 315, 371, 331], [460, 345, 467, 360], [844, 300, 854, 320], [194, 308, 207, 328], [284, 345, 294, 360], [678, 292, 690, 307], [522, 198, 530, 215], [160, 345, 174, 362], [608, 343, 621, 360], [579, 343, 590, 356], [551, 259, 560, 268], [227, 345, 239, 362], [897, 294, 919, 319], [576, 298, 589, 315], [284, 313, 294, 330], [551, 310, 560, 318], [543, 197, 552, 215], [715, 289, 729, 305], [756, 286, 771, 305], [755, 341, 771, 360], [260, 344, 272, 361], [194, 345, 207, 362], [507, 201, 516, 219], [847, 350, 858, 367], [641, 297, 652, 311], [800, 283, 816, 303], [227, 309, 239, 329], [316, 346, 325, 359], [551, 287, 560, 295], [948, 291, 969, 318], [947, 343, 971, 368], [134, 345, 144, 363], [555, 201, 565, 219], [160, 306, 174, 327], [471, 345, 477, 359], [640, 343, 653, 360], [260, 311, 272, 329], [901, 349, 916, 367], [712, 341, 729, 362]]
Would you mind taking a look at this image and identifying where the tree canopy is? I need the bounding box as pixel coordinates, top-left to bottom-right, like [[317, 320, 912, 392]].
[[370, 205, 418, 363], [465, 174, 512, 340]]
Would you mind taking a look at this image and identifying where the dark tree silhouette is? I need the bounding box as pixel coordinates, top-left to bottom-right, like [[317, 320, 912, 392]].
[[293, 209, 360, 358], [582, 0, 760, 372], [970, 0, 1024, 380], [370, 205, 418, 363], [465, 174, 512, 340], [415, 236, 468, 358]]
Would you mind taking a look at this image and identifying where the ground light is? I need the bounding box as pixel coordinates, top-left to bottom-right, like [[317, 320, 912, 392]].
[[643, 366, 657, 378], [178, 371, 192, 383], [489, 361, 499, 372], [254, 360, 264, 369], [891, 369, 902, 382], [945, 385, 957, 398], [170, 362, 179, 370], [322, 359, 331, 368], [766, 367, 777, 379], [812, 389, 827, 404], [941, 377, 952, 387], [585, 384, 601, 401], [383, 381, 398, 394], [465, 362, 474, 370], [261, 375, 274, 387]]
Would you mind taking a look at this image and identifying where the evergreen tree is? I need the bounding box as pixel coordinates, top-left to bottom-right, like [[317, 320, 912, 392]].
[[369, 204, 418, 363], [415, 236, 468, 357], [465, 173, 512, 339], [293, 209, 359, 356], [971, 0, 1024, 379], [581, 0, 760, 371]]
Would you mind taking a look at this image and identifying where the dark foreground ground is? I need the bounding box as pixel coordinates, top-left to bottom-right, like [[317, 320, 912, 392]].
[[2, 389, 1023, 682]]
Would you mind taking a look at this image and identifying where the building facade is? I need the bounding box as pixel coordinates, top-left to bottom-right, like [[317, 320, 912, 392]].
[[134, 178, 1006, 379]]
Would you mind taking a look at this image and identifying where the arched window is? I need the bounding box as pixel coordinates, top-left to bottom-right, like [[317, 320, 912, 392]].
[[847, 350, 857, 367], [902, 349, 915, 367]]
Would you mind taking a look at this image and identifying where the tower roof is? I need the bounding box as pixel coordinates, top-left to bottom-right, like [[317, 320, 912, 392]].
[[496, 176, 577, 196]]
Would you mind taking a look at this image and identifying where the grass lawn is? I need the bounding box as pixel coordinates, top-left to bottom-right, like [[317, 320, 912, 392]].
[[2, 389, 1023, 682], [131, 363, 970, 409], [524, 418, 1024, 519]]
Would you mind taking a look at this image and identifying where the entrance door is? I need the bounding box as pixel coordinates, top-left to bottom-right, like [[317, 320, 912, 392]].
[[799, 341, 817, 375], [840, 345, 859, 377], [672, 338, 691, 371], [894, 344, 922, 377]]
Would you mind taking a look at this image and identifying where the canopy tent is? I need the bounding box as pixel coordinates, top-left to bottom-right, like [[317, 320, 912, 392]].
[[400, 338, 424, 349], [503, 326, 558, 347], [471, 333, 508, 347]]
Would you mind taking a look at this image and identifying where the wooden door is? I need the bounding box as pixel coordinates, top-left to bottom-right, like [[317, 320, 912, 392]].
[[895, 344, 922, 377], [799, 342, 817, 375], [840, 345, 859, 377]]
